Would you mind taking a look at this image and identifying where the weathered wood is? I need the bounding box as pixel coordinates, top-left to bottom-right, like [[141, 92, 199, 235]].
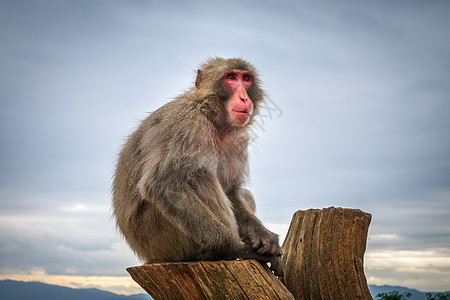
[[127, 259, 294, 300], [282, 207, 372, 300], [127, 207, 373, 299]]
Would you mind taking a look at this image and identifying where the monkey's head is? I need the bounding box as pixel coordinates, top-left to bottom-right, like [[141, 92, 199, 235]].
[[194, 57, 263, 128]]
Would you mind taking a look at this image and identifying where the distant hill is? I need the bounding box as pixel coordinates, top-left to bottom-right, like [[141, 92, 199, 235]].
[[369, 285, 450, 300], [369, 284, 426, 299], [0, 280, 151, 300], [2, 279, 448, 300]]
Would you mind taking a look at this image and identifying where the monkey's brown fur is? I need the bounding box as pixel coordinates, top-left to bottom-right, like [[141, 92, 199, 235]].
[[113, 57, 282, 275]]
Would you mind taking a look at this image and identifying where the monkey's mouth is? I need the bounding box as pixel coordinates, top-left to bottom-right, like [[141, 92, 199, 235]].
[[232, 109, 249, 115], [231, 109, 251, 126]]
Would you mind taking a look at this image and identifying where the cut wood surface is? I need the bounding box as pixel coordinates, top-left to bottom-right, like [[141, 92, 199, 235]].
[[282, 207, 372, 300], [127, 259, 294, 300]]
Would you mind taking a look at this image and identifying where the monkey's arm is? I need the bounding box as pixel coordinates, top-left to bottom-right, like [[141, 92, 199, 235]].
[[228, 188, 284, 276], [229, 188, 282, 257], [185, 172, 283, 276]]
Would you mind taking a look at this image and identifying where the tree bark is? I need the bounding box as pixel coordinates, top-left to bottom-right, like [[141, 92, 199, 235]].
[[281, 207, 372, 300], [127, 259, 294, 300]]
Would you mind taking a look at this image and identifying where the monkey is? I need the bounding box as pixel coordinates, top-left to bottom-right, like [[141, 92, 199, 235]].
[[112, 57, 283, 276]]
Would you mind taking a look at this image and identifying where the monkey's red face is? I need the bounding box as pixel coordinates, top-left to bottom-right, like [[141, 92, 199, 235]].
[[223, 69, 254, 126]]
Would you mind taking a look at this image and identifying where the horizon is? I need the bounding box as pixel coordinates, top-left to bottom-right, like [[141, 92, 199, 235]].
[[1, 0, 449, 295], [0, 278, 448, 297]]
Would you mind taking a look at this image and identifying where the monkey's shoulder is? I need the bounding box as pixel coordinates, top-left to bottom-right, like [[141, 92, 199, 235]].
[[130, 99, 216, 152], [143, 98, 207, 127]]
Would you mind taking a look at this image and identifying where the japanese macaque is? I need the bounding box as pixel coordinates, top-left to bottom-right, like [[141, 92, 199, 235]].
[[112, 57, 283, 276]]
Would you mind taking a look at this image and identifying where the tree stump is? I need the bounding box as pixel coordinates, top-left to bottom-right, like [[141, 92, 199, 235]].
[[282, 207, 372, 300], [127, 259, 294, 300], [127, 207, 373, 299]]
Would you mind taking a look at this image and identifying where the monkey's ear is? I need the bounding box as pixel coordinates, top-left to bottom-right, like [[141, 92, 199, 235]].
[[195, 69, 202, 88]]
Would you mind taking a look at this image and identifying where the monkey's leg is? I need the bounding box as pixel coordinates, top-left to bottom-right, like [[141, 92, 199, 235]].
[[141, 168, 243, 261]]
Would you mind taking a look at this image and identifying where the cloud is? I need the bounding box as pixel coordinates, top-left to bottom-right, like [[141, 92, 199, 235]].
[[0, 189, 139, 277], [1, 0, 450, 294], [365, 248, 450, 291], [370, 234, 403, 242]]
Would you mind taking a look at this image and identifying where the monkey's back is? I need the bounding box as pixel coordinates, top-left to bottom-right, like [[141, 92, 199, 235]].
[[112, 97, 221, 262]]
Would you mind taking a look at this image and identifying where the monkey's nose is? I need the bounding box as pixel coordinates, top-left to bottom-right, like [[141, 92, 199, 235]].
[[237, 85, 249, 102], [239, 92, 249, 102]]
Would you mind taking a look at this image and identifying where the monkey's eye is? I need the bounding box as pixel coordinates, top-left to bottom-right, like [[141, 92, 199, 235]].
[[227, 73, 236, 80], [243, 74, 250, 81]]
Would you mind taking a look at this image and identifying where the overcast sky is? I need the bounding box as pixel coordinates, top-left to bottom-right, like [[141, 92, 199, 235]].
[[1, 0, 449, 295]]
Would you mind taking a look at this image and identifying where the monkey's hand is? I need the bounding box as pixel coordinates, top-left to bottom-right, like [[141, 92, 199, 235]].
[[243, 226, 282, 256], [234, 244, 284, 277]]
